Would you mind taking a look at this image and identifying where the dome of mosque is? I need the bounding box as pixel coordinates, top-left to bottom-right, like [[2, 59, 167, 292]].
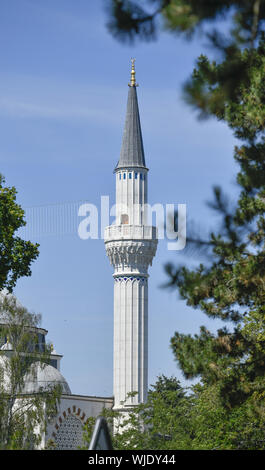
[[23, 362, 71, 395], [0, 357, 71, 395]]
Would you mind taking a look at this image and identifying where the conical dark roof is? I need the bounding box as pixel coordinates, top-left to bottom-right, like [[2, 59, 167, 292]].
[[115, 85, 147, 171]]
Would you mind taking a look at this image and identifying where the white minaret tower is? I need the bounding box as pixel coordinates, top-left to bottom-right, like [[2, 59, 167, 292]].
[[104, 60, 158, 414]]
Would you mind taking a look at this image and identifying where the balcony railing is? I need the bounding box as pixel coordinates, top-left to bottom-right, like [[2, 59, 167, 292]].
[[104, 225, 157, 241]]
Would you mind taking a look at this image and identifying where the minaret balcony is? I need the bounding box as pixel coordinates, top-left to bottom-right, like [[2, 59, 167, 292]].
[[104, 224, 157, 242]]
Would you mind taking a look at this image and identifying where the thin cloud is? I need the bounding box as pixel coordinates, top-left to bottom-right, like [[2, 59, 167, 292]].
[[0, 97, 116, 124]]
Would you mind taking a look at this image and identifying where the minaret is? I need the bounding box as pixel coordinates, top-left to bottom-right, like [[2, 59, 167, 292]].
[[104, 60, 158, 413]]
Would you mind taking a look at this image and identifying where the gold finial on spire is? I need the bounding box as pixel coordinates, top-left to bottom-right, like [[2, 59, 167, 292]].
[[129, 58, 138, 87]]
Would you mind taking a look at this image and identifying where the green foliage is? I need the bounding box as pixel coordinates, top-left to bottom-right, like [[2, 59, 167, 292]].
[[184, 42, 265, 139], [0, 175, 39, 292], [167, 37, 265, 404], [107, 0, 265, 46], [82, 377, 265, 450], [188, 383, 265, 450], [82, 376, 193, 450], [0, 295, 61, 449]]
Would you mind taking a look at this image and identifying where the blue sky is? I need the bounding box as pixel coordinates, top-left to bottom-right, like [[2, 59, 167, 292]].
[[1, 0, 239, 396]]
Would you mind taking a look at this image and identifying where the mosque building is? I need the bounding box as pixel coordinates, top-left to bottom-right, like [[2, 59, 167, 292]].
[[0, 60, 157, 449]]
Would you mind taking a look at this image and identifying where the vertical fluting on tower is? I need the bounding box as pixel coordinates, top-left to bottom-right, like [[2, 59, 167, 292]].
[[104, 60, 157, 412]]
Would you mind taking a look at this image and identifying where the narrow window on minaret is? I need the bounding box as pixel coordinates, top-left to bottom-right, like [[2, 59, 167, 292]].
[[123, 173, 126, 179], [129, 173, 132, 179], [121, 214, 129, 224], [140, 173, 143, 180], [135, 172, 138, 179], [119, 173, 121, 180]]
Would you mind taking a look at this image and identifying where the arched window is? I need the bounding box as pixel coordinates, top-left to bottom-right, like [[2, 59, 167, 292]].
[[54, 415, 83, 450]]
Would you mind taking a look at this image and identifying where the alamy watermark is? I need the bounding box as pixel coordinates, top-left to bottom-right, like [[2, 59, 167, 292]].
[[20, 197, 186, 251], [77, 196, 186, 251]]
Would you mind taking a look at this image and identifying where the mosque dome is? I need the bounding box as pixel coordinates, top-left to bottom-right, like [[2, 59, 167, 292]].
[[23, 362, 71, 395], [0, 358, 71, 395]]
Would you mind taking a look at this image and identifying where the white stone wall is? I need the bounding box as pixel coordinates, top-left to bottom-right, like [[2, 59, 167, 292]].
[[115, 168, 148, 226]]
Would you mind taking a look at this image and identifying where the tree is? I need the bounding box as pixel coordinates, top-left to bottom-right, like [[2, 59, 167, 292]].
[[82, 375, 193, 450], [106, 0, 265, 448], [166, 38, 265, 415], [0, 174, 39, 292], [0, 293, 61, 449], [107, 1, 264, 44], [188, 382, 265, 450]]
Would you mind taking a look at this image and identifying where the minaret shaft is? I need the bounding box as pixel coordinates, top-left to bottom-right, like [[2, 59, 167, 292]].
[[113, 276, 148, 409]]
